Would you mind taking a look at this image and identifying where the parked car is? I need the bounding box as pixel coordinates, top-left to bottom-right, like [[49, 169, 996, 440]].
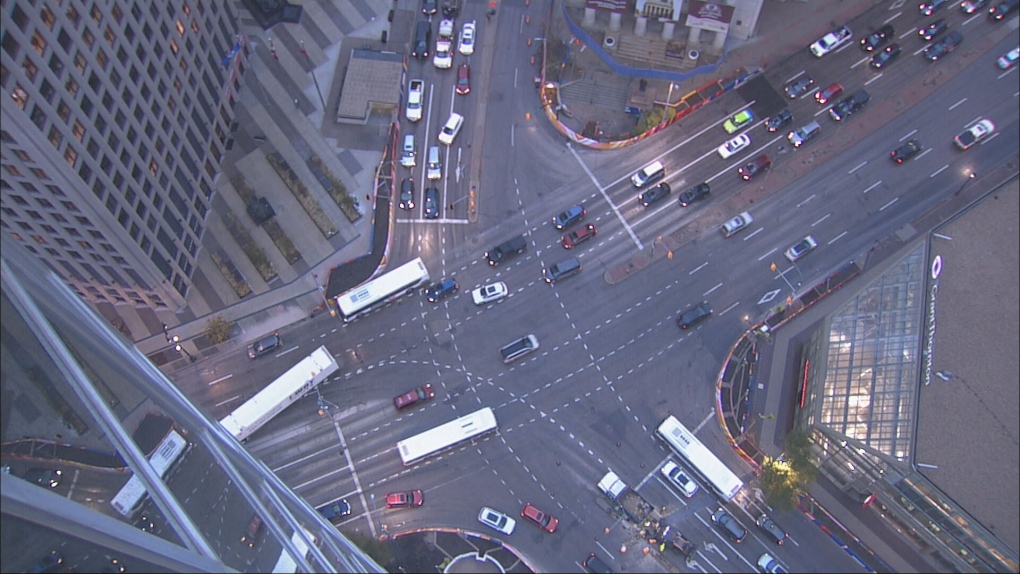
[[456, 63, 471, 94], [757, 513, 788, 545], [860, 24, 894, 51], [712, 508, 747, 542], [425, 277, 458, 302], [766, 109, 793, 132], [870, 43, 901, 68], [471, 282, 508, 305], [399, 178, 415, 210], [718, 133, 751, 159], [785, 235, 818, 262], [639, 182, 671, 206], [677, 301, 712, 329], [784, 75, 815, 98], [553, 203, 586, 230], [739, 155, 771, 181], [678, 183, 710, 207], [478, 506, 515, 535], [918, 18, 947, 41], [247, 333, 282, 359], [385, 490, 424, 508], [814, 82, 843, 105], [393, 383, 435, 409], [891, 139, 923, 163], [661, 461, 699, 497], [723, 110, 755, 133], [521, 503, 559, 533], [562, 223, 597, 249]]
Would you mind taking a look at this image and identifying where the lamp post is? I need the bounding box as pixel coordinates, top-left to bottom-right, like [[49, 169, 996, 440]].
[[298, 40, 327, 111], [954, 171, 976, 196], [174, 343, 196, 363]]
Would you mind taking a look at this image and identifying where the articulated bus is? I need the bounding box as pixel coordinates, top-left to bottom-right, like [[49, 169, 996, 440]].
[[656, 415, 744, 502], [397, 407, 497, 466], [335, 257, 430, 322], [110, 429, 190, 517], [219, 345, 339, 442]]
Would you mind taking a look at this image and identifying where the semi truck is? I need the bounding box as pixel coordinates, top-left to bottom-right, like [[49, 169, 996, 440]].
[[598, 471, 656, 523]]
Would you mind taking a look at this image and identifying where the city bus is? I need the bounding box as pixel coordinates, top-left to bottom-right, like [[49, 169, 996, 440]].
[[272, 527, 316, 573], [656, 415, 744, 502], [219, 345, 339, 442], [397, 407, 497, 466], [335, 257, 430, 322], [110, 429, 190, 517]]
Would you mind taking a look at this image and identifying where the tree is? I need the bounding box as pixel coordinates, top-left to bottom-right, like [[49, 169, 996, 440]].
[[204, 315, 233, 344], [759, 429, 817, 511]]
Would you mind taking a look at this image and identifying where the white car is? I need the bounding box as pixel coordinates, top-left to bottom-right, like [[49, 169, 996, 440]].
[[997, 46, 1019, 70], [458, 20, 476, 55], [438, 112, 464, 145], [785, 235, 818, 262], [661, 461, 699, 498], [809, 25, 852, 57], [471, 282, 508, 305], [434, 19, 454, 69], [478, 506, 515, 535], [433, 46, 453, 69], [758, 554, 787, 574], [406, 79, 424, 123], [718, 133, 751, 159], [721, 211, 753, 238]]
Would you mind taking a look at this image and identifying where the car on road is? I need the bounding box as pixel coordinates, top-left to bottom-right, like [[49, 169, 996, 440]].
[[458, 20, 476, 55], [870, 43, 901, 68], [456, 63, 471, 94], [478, 506, 515, 535], [406, 79, 424, 122], [918, 18, 947, 41], [424, 186, 440, 219], [829, 90, 870, 121], [25, 468, 62, 488], [433, 45, 452, 69], [990, 0, 1020, 20], [543, 257, 582, 284], [677, 301, 712, 329], [758, 554, 788, 574], [766, 109, 793, 132], [472, 282, 508, 305], [553, 203, 586, 230], [317, 499, 351, 522], [788, 120, 820, 148], [639, 182, 671, 206], [521, 503, 559, 533], [422, 0, 438, 14], [26, 551, 63, 574], [583, 553, 612, 573], [399, 178, 415, 210], [562, 223, 597, 249], [721, 211, 754, 237], [810, 25, 853, 57], [385, 490, 424, 508], [814, 82, 843, 105], [891, 139, 922, 163], [247, 333, 282, 359], [757, 513, 788, 545], [784, 75, 815, 98], [953, 119, 995, 150], [960, 0, 988, 13], [678, 183, 710, 207], [400, 133, 417, 167], [997, 46, 1020, 69], [739, 155, 771, 181], [393, 383, 435, 409], [718, 133, 751, 159], [924, 30, 963, 61], [860, 24, 893, 51], [500, 334, 540, 362], [919, 0, 950, 16], [785, 235, 818, 262], [723, 110, 754, 133], [712, 508, 747, 542], [437, 112, 464, 145], [425, 277, 458, 302], [661, 461, 699, 497]]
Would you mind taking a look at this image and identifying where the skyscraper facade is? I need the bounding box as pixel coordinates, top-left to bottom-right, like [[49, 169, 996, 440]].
[[1, 0, 248, 310]]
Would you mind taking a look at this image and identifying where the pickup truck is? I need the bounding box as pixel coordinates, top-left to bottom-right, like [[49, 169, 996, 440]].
[[485, 235, 527, 266], [598, 471, 656, 523], [406, 79, 424, 123], [810, 25, 852, 57], [953, 120, 994, 150]]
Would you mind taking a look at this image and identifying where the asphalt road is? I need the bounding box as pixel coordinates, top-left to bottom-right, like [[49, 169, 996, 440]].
[[157, 4, 1019, 573]]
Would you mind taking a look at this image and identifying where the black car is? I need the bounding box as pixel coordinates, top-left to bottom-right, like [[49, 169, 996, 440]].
[[27, 551, 63, 574], [860, 24, 894, 51], [712, 508, 747, 542], [639, 182, 671, 207], [870, 43, 901, 68], [677, 301, 712, 329], [891, 139, 923, 163], [678, 183, 710, 207], [766, 109, 793, 132], [783, 76, 815, 99], [25, 468, 62, 488], [757, 514, 788, 545], [399, 178, 415, 210], [918, 18, 947, 41], [990, 0, 1020, 19], [424, 186, 440, 219], [553, 204, 586, 230], [425, 277, 458, 302], [919, 0, 950, 16], [924, 30, 963, 61], [247, 333, 282, 359], [422, 0, 438, 14], [582, 553, 613, 574]]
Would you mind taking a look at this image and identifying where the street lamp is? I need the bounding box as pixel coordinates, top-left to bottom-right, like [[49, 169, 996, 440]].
[[955, 171, 976, 196], [174, 343, 196, 363], [298, 40, 327, 111]]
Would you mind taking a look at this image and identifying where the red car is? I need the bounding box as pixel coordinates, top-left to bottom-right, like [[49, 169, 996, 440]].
[[738, 155, 772, 181], [521, 503, 558, 533], [455, 63, 471, 95], [561, 223, 597, 249], [385, 490, 424, 508], [814, 82, 843, 105], [392, 384, 435, 409]]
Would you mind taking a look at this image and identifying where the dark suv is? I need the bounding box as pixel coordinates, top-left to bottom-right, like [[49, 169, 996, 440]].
[[553, 204, 586, 230], [712, 508, 747, 542], [247, 333, 282, 359], [678, 183, 710, 207], [677, 301, 712, 329], [425, 277, 458, 302]]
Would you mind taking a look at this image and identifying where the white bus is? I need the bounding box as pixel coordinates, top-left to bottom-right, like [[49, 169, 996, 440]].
[[335, 257, 430, 322], [111, 429, 190, 517], [397, 407, 498, 466], [272, 527, 316, 573], [656, 416, 744, 502], [220, 345, 339, 442]]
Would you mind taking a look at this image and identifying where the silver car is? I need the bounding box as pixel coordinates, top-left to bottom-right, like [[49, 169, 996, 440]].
[[478, 506, 515, 535], [785, 235, 818, 262]]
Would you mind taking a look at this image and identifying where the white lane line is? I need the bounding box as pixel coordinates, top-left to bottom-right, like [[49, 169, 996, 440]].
[[567, 145, 643, 249]]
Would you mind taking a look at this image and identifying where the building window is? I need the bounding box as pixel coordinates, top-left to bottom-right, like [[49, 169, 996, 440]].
[[170, 39, 179, 55], [10, 5, 29, 29], [149, 160, 159, 176], [40, 6, 57, 29], [116, 47, 128, 65], [66, 5, 81, 26], [81, 96, 94, 116], [11, 85, 28, 110], [112, 4, 124, 23], [71, 121, 85, 142], [30, 32, 47, 55], [47, 127, 63, 149], [78, 163, 93, 182], [109, 69, 121, 88], [2, 32, 20, 59], [15, 150, 33, 162], [30, 106, 48, 130], [96, 49, 109, 70], [57, 29, 72, 51], [48, 53, 64, 74], [82, 29, 95, 50], [64, 77, 78, 97], [104, 25, 116, 47], [64, 146, 78, 167], [22, 57, 38, 82], [73, 51, 87, 73], [39, 79, 55, 103], [56, 101, 71, 122]]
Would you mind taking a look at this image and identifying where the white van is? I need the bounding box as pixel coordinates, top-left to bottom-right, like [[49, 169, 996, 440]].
[[426, 146, 442, 180], [400, 134, 416, 167], [631, 160, 665, 188]]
